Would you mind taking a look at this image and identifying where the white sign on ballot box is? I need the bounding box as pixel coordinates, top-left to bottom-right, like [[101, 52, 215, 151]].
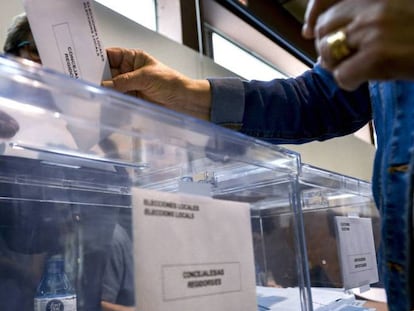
[[335, 216, 379, 290], [132, 188, 257, 311]]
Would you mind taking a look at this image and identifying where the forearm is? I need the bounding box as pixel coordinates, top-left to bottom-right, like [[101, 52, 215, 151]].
[[208, 65, 372, 144]]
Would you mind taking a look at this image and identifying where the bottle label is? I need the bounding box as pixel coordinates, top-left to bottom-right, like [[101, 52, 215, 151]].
[[34, 295, 77, 311]]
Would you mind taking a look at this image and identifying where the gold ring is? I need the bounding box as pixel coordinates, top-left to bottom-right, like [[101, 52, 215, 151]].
[[326, 29, 351, 62]]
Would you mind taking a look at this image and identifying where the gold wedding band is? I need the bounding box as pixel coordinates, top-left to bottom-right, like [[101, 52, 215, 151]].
[[326, 29, 351, 62]]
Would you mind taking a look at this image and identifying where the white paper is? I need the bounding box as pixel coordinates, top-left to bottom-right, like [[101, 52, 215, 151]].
[[23, 0, 114, 151], [335, 216, 379, 289], [132, 188, 257, 311], [352, 287, 387, 303], [256, 286, 303, 311], [23, 0, 111, 84]]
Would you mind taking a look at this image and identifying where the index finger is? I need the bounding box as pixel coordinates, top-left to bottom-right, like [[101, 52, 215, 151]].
[[303, 0, 340, 39], [107, 48, 154, 74], [106, 47, 125, 69]]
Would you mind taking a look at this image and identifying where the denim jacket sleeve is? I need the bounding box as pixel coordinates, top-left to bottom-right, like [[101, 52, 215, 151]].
[[208, 64, 372, 144]]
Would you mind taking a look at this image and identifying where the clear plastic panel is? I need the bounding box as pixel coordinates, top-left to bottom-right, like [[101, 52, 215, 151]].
[[0, 56, 298, 174], [0, 56, 312, 311], [253, 164, 380, 309], [299, 165, 381, 308]]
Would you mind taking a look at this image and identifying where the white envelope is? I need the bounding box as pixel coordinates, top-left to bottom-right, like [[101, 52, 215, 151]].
[[23, 0, 113, 151], [23, 0, 111, 84]]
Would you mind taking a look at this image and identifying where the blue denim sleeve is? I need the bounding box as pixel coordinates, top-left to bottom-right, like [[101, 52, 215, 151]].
[[208, 65, 372, 144], [208, 77, 245, 129]]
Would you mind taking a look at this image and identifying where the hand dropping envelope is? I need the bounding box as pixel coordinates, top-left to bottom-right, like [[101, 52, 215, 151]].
[[23, 0, 113, 151]]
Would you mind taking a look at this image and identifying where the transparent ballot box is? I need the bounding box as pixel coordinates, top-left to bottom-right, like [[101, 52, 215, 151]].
[[253, 163, 380, 309], [0, 56, 311, 311], [299, 165, 381, 308]]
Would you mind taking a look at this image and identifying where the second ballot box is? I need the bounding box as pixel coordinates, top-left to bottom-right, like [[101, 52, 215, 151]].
[[254, 162, 381, 309], [299, 164, 381, 307]]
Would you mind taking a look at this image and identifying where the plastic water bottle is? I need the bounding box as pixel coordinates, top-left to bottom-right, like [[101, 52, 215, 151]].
[[34, 254, 77, 311]]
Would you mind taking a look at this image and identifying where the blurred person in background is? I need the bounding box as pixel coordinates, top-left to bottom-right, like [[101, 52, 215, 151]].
[[2, 13, 135, 311]]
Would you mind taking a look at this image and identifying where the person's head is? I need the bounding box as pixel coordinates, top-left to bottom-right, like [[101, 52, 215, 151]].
[[3, 13, 41, 64]]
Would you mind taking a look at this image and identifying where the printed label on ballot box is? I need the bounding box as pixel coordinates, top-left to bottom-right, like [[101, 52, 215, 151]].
[[132, 188, 257, 311]]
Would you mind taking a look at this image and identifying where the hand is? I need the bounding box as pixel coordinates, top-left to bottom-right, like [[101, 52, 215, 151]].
[[103, 48, 212, 121], [0, 110, 19, 139], [302, 0, 341, 39], [101, 301, 135, 311], [315, 0, 414, 90]]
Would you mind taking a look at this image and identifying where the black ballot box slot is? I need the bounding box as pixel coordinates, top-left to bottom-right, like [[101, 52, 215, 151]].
[[0, 155, 132, 311]]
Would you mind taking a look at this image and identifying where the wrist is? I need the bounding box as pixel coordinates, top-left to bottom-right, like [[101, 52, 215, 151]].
[[183, 79, 212, 121]]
